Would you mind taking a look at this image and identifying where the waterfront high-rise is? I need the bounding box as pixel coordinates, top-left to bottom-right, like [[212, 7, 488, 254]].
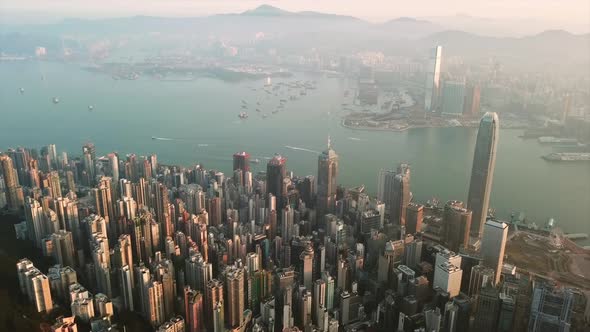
[[441, 80, 466, 114], [481, 220, 508, 286], [424, 45, 442, 112], [267, 154, 287, 207], [442, 201, 472, 252], [391, 164, 410, 228], [233, 151, 250, 173], [317, 138, 338, 222], [463, 83, 481, 118], [467, 112, 499, 237], [406, 203, 424, 235]]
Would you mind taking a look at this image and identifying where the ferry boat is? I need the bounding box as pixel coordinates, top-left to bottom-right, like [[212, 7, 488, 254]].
[[542, 152, 590, 162], [538, 136, 579, 145]]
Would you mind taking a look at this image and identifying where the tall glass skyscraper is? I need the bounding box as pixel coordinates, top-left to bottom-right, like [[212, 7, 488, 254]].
[[424, 46, 442, 112], [317, 138, 338, 222], [467, 112, 499, 237]]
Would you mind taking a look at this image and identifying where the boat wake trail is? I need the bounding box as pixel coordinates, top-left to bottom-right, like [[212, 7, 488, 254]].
[[285, 145, 320, 154], [347, 137, 364, 141], [152, 136, 175, 141]]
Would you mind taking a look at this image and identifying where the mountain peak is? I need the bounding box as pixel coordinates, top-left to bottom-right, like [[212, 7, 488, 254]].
[[242, 4, 291, 16]]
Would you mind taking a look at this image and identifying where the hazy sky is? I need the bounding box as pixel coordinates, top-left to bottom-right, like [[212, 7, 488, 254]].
[[1, 0, 589, 26]]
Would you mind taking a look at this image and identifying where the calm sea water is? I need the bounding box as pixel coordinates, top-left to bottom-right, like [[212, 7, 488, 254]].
[[1, 61, 589, 243]]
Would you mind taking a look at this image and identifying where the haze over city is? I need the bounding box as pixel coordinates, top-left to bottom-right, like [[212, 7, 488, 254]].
[[0, 1, 589, 332]]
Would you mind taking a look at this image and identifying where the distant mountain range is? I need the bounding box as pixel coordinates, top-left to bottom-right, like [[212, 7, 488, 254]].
[[0, 4, 588, 73]]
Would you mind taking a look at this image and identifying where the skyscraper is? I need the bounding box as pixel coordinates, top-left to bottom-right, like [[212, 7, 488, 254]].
[[233, 152, 250, 173], [300, 244, 314, 291], [406, 203, 424, 235], [441, 80, 466, 114], [424, 45, 442, 112], [266, 155, 287, 207], [205, 279, 224, 331], [463, 83, 481, 118], [107, 153, 119, 184], [317, 138, 338, 222], [481, 220, 508, 286], [528, 283, 575, 332], [442, 201, 472, 252], [467, 112, 499, 237], [391, 164, 410, 227], [1, 154, 23, 210], [225, 266, 245, 328]]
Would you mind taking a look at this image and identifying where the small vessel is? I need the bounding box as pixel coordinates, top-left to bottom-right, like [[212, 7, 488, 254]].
[[262, 114, 268, 119], [88, 105, 94, 111], [241, 105, 247, 109], [251, 158, 260, 164], [256, 108, 261, 112], [242, 100, 247, 104], [239, 112, 248, 119], [19, 87, 24, 94], [264, 76, 272, 87], [53, 97, 59, 104], [152, 136, 157, 140], [272, 110, 279, 114]]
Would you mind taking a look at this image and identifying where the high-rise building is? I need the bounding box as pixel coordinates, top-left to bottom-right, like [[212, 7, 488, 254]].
[[391, 164, 410, 227], [481, 220, 508, 285], [433, 261, 462, 298], [442, 201, 472, 252], [468, 264, 495, 298], [0, 154, 24, 210], [300, 244, 314, 290], [233, 152, 250, 173], [267, 155, 287, 207], [472, 283, 500, 332], [379, 164, 411, 227], [107, 153, 119, 184], [225, 266, 245, 328], [467, 112, 499, 237], [317, 138, 338, 222], [184, 287, 204, 332], [46, 171, 62, 198], [51, 230, 76, 267], [424, 46, 442, 112], [119, 265, 135, 311], [528, 283, 575, 332], [16, 259, 53, 312], [463, 83, 481, 118], [205, 279, 224, 331], [406, 203, 424, 235], [441, 80, 466, 114]]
